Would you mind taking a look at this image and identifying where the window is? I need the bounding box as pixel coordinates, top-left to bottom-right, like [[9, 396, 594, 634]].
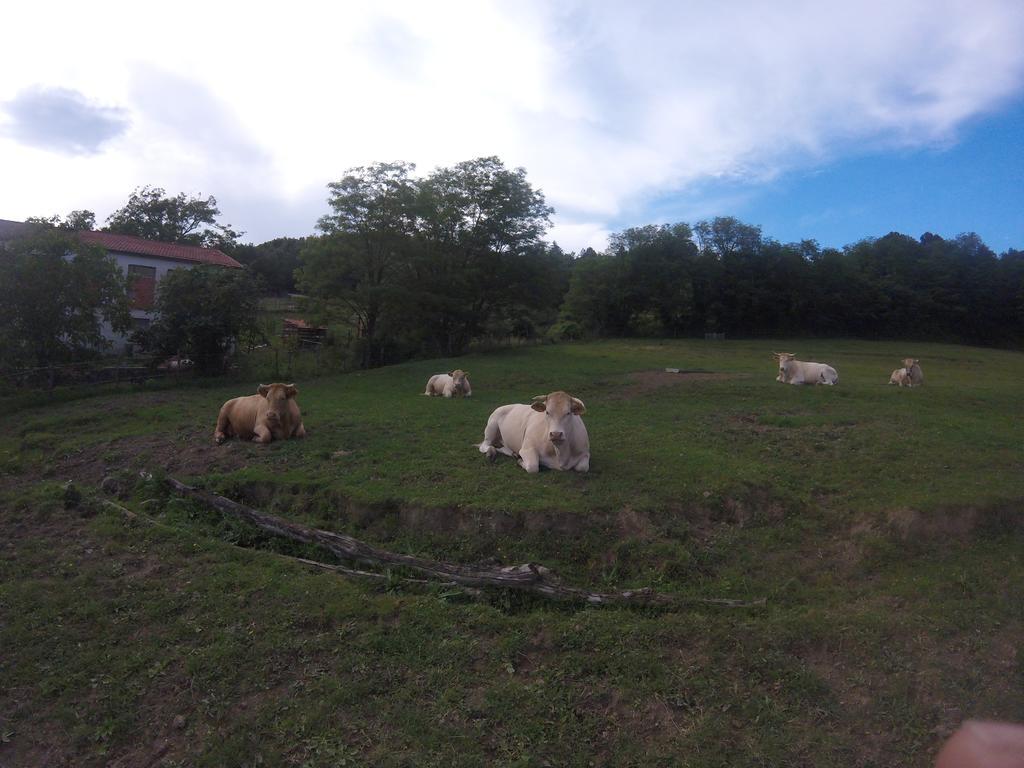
[[127, 264, 157, 309]]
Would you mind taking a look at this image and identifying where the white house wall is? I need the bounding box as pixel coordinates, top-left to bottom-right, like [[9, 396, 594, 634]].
[[101, 250, 195, 354]]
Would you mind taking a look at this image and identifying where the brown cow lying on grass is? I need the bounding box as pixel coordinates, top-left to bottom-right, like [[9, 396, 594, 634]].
[[214, 383, 306, 445]]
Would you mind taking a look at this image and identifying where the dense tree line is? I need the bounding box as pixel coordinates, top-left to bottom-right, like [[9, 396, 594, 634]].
[[16, 167, 1023, 378], [559, 217, 1024, 346]]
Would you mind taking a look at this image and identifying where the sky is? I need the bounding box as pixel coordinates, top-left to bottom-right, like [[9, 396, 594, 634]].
[[2, 0, 1023, 254]]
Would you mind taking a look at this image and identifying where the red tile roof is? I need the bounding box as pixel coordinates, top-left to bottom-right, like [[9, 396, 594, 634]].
[[283, 318, 327, 330], [76, 230, 242, 268]]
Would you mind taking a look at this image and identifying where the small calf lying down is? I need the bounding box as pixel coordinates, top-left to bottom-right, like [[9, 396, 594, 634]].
[[478, 390, 590, 473], [773, 352, 839, 385], [424, 369, 472, 398], [902, 358, 924, 387], [889, 368, 911, 387], [214, 383, 306, 445]]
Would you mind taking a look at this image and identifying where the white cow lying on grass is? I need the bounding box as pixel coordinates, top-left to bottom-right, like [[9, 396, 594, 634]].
[[902, 358, 924, 387], [478, 391, 590, 473], [889, 367, 911, 386], [423, 369, 472, 398], [773, 352, 839, 385]]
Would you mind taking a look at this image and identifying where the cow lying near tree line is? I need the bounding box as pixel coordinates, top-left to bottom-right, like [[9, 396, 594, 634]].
[[424, 369, 472, 398], [773, 352, 839, 385], [214, 383, 306, 445], [478, 391, 590, 473], [902, 358, 924, 386], [889, 358, 924, 387], [889, 367, 912, 386]]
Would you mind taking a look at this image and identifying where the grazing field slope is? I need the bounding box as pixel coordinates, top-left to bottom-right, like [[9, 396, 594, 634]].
[[1, 339, 1022, 767]]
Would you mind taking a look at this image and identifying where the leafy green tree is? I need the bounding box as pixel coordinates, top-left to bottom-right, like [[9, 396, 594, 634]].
[[0, 230, 129, 384], [136, 266, 260, 372], [105, 186, 242, 249], [26, 209, 97, 231], [694, 216, 763, 258], [410, 156, 554, 354], [559, 248, 627, 336], [299, 162, 418, 367], [232, 237, 308, 295], [561, 224, 697, 337], [300, 157, 556, 365], [612, 224, 698, 335]]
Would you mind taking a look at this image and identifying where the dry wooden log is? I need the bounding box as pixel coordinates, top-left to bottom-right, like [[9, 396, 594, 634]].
[[103, 498, 481, 597], [165, 476, 765, 610]]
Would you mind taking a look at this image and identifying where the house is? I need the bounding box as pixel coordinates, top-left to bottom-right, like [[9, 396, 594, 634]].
[[75, 231, 243, 351], [0, 220, 243, 353]]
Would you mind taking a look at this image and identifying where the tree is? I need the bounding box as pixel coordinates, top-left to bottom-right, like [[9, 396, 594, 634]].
[[105, 186, 242, 249], [26, 209, 97, 231], [560, 224, 698, 337], [135, 266, 260, 372], [410, 156, 554, 354], [694, 216, 763, 258], [299, 162, 419, 367], [559, 248, 627, 336], [0, 230, 130, 384], [299, 157, 557, 366], [232, 237, 308, 295]]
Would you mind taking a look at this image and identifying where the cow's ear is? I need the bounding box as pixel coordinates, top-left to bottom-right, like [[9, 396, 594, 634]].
[[285, 384, 298, 398], [448, 371, 455, 376], [570, 397, 586, 416], [530, 395, 547, 412], [257, 384, 270, 398]]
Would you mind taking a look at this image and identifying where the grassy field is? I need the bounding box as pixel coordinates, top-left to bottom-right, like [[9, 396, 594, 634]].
[[1, 339, 1021, 767]]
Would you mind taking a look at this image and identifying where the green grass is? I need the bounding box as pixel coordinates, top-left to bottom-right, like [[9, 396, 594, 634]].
[[1, 339, 1022, 767]]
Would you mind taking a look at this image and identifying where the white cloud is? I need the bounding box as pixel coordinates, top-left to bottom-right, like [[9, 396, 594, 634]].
[[1, 0, 1022, 250]]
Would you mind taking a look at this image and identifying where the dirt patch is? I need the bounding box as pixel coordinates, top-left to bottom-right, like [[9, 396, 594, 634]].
[[55, 430, 256, 485], [728, 413, 772, 434], [883, 501, 1022, 543], [617, 370, 743, 399], [616, 506, 655, 540], [226, 480, 795, 548], [512, 629, 555, 678]]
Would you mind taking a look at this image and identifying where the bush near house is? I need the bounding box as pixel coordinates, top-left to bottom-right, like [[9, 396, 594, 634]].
[[0, 229, 129, 385], [134, 265, 261, 373]]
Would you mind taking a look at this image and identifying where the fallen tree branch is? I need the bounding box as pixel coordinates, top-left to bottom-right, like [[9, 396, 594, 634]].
[[102, 498, 482, 598], [165, 476, 765, 609]]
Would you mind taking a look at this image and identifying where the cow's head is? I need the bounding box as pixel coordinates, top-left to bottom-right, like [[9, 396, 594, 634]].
[[449, 369, 469, 394], [902, 358, 919, 369], [531, 391, 586, 445], [773, 352, 795, 382], [257, 383, 298, 424]]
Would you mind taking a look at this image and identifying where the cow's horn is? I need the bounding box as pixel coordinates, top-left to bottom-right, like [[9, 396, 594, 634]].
[[531, 395, 547, 402]]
